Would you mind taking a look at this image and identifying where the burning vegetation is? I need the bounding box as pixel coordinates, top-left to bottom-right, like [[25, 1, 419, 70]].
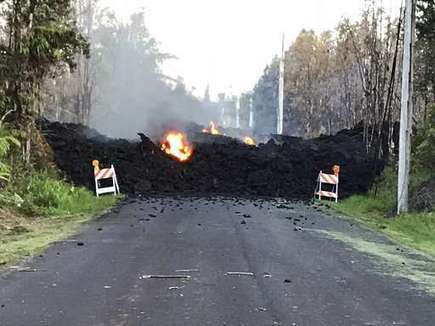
[[243, 136, 256, 146], [202, 121, 221, 135], [202, 121, 256, 147], [161, 132, 193, 162]]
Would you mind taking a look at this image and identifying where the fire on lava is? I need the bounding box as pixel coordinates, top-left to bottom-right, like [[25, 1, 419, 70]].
[[161, 131, 194, 162], [243, 136, 256, 146], [202, 121, 221, 135]]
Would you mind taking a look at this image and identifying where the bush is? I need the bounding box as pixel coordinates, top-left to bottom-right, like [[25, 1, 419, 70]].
[[5, 170, 118, 216], [336, 165, 435, 256], [0, 120, 20, 185], [369, 166, 397, 210], [415, 104, 435, 168], [0, 120, 117, 218]]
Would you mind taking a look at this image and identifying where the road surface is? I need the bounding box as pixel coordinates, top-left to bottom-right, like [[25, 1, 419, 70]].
[[1, 196, 434, 325]]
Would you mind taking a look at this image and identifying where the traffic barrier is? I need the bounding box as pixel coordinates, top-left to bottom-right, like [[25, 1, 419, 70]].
[[315, 166, 340, 202], [92, 160, 120, 197]]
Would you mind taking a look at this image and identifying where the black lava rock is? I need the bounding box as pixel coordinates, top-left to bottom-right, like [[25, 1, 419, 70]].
[[40, 120, 385, 200]]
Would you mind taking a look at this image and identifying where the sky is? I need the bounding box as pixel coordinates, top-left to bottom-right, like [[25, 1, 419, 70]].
[[100, 0, 402, 100]]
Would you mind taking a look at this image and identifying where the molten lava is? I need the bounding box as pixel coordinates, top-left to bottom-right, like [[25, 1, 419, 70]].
[[243, 136, 256, 146], [203, 121, 221, 135], [161, 132, 193, 162]]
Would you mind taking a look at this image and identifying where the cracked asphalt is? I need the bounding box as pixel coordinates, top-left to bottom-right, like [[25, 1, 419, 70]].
[[1, 196, 434, 326]]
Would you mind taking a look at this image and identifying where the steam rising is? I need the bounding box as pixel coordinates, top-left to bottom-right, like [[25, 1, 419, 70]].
[[89, 12, 217, 139]]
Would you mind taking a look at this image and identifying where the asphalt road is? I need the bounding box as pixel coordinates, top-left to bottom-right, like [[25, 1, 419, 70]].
[[1, 196, 434, 326]]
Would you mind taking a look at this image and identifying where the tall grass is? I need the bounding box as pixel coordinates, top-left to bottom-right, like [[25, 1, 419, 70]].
[[4, 170, 118, 216], [0, 122, 118, 217], [335, 166, 435, 256], [0, 123, 119, 267], [0, 119, 20, 183]]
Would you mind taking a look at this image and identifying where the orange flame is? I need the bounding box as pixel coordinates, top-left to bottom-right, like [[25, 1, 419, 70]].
[[243, 136, 256, 146], [161, 131, 193, 162], [203, 121, 221, 135]]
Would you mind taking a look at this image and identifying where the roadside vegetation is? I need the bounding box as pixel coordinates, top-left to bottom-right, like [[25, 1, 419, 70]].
[[336, 168, 434, 256], [335, 106, 435, 256], [0, 1, 121, 268], [0, 0, 433, 269], [0, 123, 119, 267]]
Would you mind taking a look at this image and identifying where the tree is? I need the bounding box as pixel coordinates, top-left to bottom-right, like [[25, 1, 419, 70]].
[[253, 3, 403, 152], [338, 8, 402, 155], [43, 0, 101, 124], [252, 57, 279, 135], [284, 29, 334, 136], [239, 92, 252, 130], [415, 0, 435, 121], [0, 112, 20, 184], [0, 0, 88, 160], [74, 0, 98, 125]]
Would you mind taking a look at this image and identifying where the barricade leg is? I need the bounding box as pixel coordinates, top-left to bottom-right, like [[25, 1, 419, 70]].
[[95, 179, 99, 197], [113, 169, 120, 194], [112, 175, 118, 196], [318, 182, 322, 201]]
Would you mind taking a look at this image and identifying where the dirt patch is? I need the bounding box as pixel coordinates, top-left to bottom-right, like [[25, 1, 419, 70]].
[[41, 120, 385, 200], [0, 208, 29, 234]]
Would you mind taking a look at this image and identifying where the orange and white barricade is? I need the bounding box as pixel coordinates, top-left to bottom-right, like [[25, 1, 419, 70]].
[[315, 165, 340, 202], [92, 160, 120, 197]]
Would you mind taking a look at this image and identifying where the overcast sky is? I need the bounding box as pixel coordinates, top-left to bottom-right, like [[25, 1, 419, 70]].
[[100, 0, 402, 99]]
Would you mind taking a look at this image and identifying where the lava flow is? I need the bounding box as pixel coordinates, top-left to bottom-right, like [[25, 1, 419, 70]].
[[161, 131, 193, 162], [202, 121, 221, 135], [243, 136, 256, 146]]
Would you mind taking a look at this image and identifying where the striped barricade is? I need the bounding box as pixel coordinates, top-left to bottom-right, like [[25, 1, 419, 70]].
[[315, 170, 339, 202], [92, 160, 120, 197]]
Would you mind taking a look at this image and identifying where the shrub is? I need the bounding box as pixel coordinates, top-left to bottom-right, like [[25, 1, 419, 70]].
[[6, 170, 117, 216], [0, 118, 20, 185], [415, 104, 435, 169]]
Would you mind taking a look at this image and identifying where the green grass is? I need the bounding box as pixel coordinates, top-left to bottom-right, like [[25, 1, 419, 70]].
[[0, 124, 121, 267], [317, 229, 435, 294], [4, 170, 120, 217], [0, 171, 120, 267], [1, 213, 94, 266], [333, 166, 435, 256], [336, 198, 435, 256]]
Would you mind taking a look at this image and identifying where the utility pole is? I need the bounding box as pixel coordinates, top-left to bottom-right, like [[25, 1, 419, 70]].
[[236, 97, 240, 129], [249, 94, 254, 129], [277, 34, 285, 135], [397, 0, 415, 214]]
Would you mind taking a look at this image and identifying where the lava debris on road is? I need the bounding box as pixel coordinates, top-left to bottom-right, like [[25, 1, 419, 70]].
[[41, 120, 385, 200]]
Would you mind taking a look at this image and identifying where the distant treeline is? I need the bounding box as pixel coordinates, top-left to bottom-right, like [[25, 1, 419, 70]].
[[248, 0, 434, 149]]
